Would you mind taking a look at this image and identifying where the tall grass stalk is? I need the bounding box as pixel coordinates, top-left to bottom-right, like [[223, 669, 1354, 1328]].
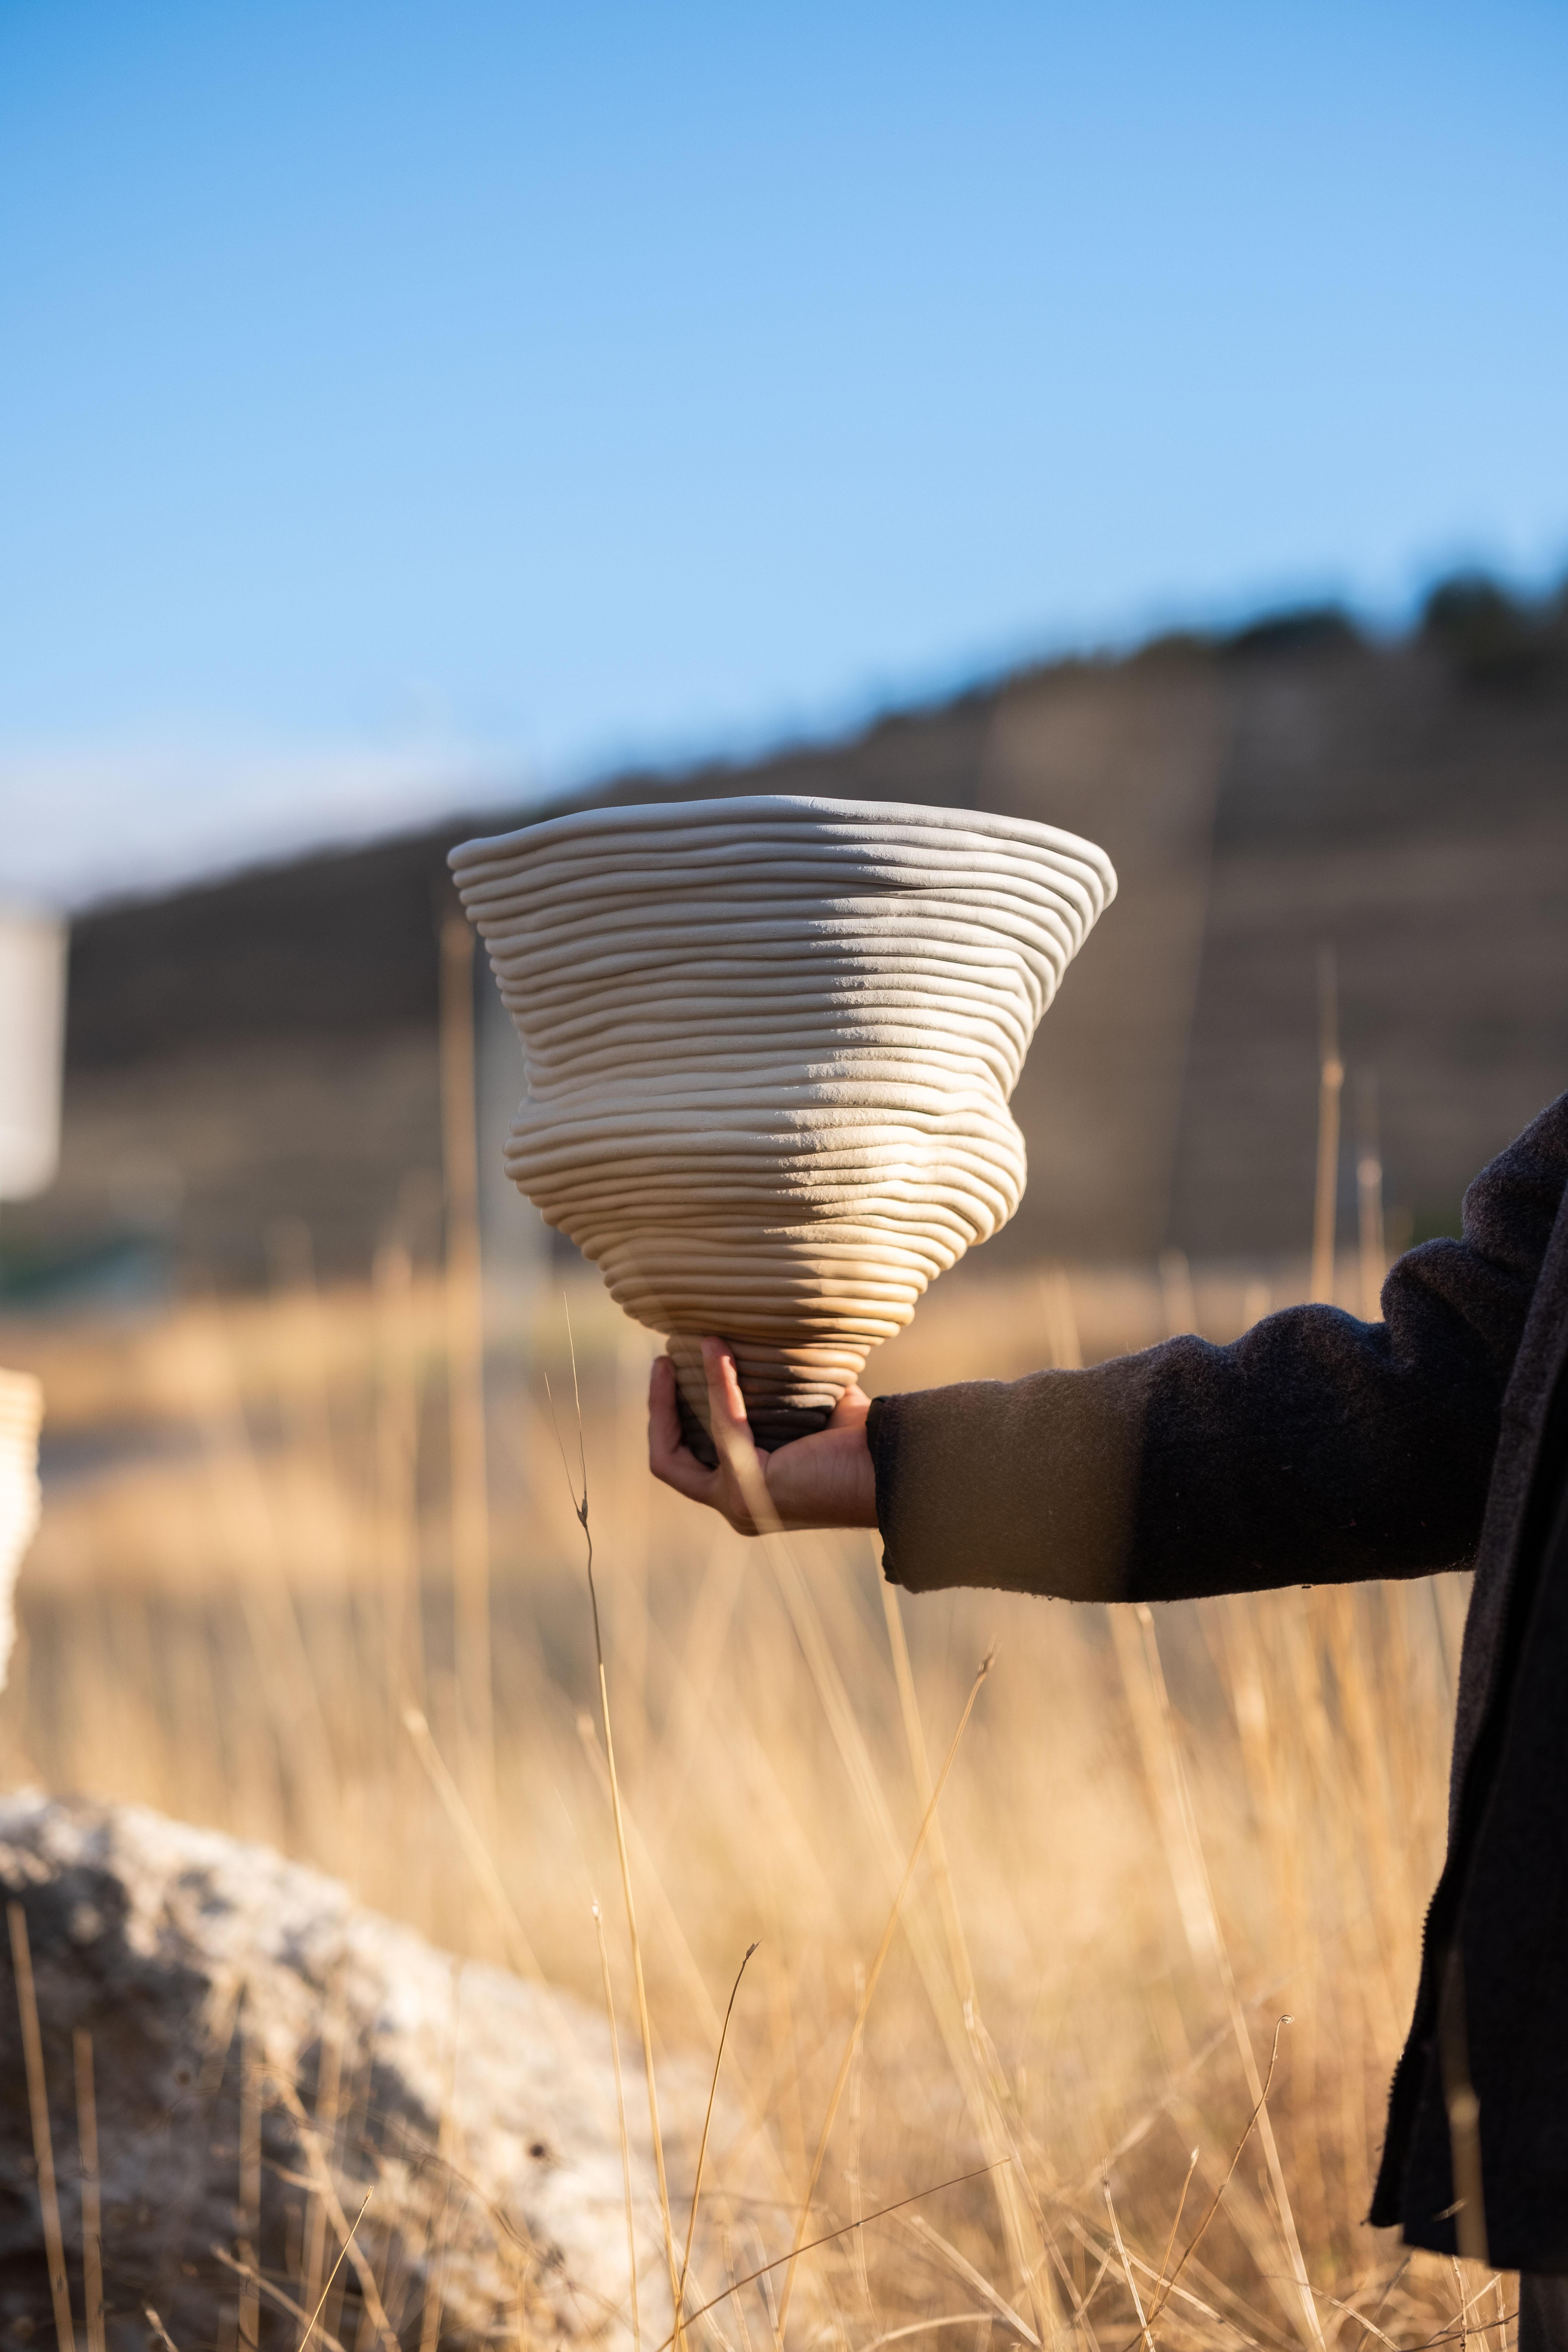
[[546, 1341, 685, 2340], [71, 2030, 104, 2352], [678, 1940, 759, 2326], [302, 2189, 374, 2352], [879, 1568, 1054, 2338], [594, 1898, 643, 2352], [440, 911, 494, 1785], [9, 1900, 76, 2352], [775, 1650, 992, 2334], [1312, 945, 1344, 1305]]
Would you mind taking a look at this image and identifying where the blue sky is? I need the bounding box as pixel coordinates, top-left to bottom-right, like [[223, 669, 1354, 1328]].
[[2, 0, 1565, 902]]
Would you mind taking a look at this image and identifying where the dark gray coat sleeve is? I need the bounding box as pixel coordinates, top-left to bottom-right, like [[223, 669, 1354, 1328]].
[[866, 1091, 1568, 1603]]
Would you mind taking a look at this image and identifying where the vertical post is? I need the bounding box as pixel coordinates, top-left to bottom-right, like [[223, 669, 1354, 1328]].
[[374, 1233, 425, 1719], [1311, 945, 1343, 1305], [441, 912, 493, 1780], [0, 908, 68, 1205], [1158, 1246, 1198, 1341], [1040, 1264, 1082, 1370], [1356, 1070, 1387, 1322]]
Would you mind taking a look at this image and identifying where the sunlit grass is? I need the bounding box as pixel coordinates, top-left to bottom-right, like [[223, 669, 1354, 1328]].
[[0, 1262, 1511, 2347]]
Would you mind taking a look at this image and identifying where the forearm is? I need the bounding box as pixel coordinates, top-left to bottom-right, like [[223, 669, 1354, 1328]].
[[869, 1305, 1500, 1602], [870, 1091, 1568, 1601]]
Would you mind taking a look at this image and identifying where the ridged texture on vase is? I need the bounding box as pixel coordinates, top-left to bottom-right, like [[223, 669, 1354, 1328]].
[[0, 1369, 41, 1690], [450, 797, 1115, 1452]]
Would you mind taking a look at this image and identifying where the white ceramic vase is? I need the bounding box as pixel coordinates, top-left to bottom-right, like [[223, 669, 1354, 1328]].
[[450, 796, 1115, 1455], [0, 1368, 41, 1689]]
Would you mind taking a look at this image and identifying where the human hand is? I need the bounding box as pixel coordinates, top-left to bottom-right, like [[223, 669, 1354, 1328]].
[[648, 1338, 878, 1537]]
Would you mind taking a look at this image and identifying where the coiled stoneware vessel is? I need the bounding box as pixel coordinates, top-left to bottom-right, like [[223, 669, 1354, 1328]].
[[0, 1368, 41, 1689], [450, 797, 1115, 1455]]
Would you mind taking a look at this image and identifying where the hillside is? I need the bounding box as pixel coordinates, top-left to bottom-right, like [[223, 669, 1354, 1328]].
[[12, 583, 1568, 1295]]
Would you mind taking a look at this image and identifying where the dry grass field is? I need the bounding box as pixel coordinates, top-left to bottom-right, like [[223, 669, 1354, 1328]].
[[0, 1247, 1513, 2349]]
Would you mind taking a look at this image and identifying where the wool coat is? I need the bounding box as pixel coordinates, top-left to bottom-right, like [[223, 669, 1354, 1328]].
[[866, 1088, 1568, 2269]]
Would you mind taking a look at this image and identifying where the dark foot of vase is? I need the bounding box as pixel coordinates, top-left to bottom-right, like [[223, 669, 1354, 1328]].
[[676, 1387, 719, 1468]]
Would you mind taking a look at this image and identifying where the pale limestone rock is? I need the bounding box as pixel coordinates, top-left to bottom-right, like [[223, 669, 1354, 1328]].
[[0, 1794, 680, 2348]]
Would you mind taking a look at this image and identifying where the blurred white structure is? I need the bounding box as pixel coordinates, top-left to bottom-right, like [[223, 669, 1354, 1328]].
[[0, 906, 67, 1200], [0, 1370, 41, 1687], [0, 908, 63, 1681]]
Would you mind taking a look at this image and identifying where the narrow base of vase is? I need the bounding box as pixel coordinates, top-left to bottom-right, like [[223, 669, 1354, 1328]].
[[674, 1384, 721, 1466], [674, 1382, 834, 1465], [667, 1332, 858, 1464]]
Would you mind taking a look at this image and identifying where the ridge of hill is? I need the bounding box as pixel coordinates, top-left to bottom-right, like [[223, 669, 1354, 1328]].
[[14, 583, 1568, 1293]]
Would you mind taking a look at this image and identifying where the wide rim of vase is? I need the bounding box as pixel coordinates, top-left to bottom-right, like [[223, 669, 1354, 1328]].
[[450, 792, 1117, 895]]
